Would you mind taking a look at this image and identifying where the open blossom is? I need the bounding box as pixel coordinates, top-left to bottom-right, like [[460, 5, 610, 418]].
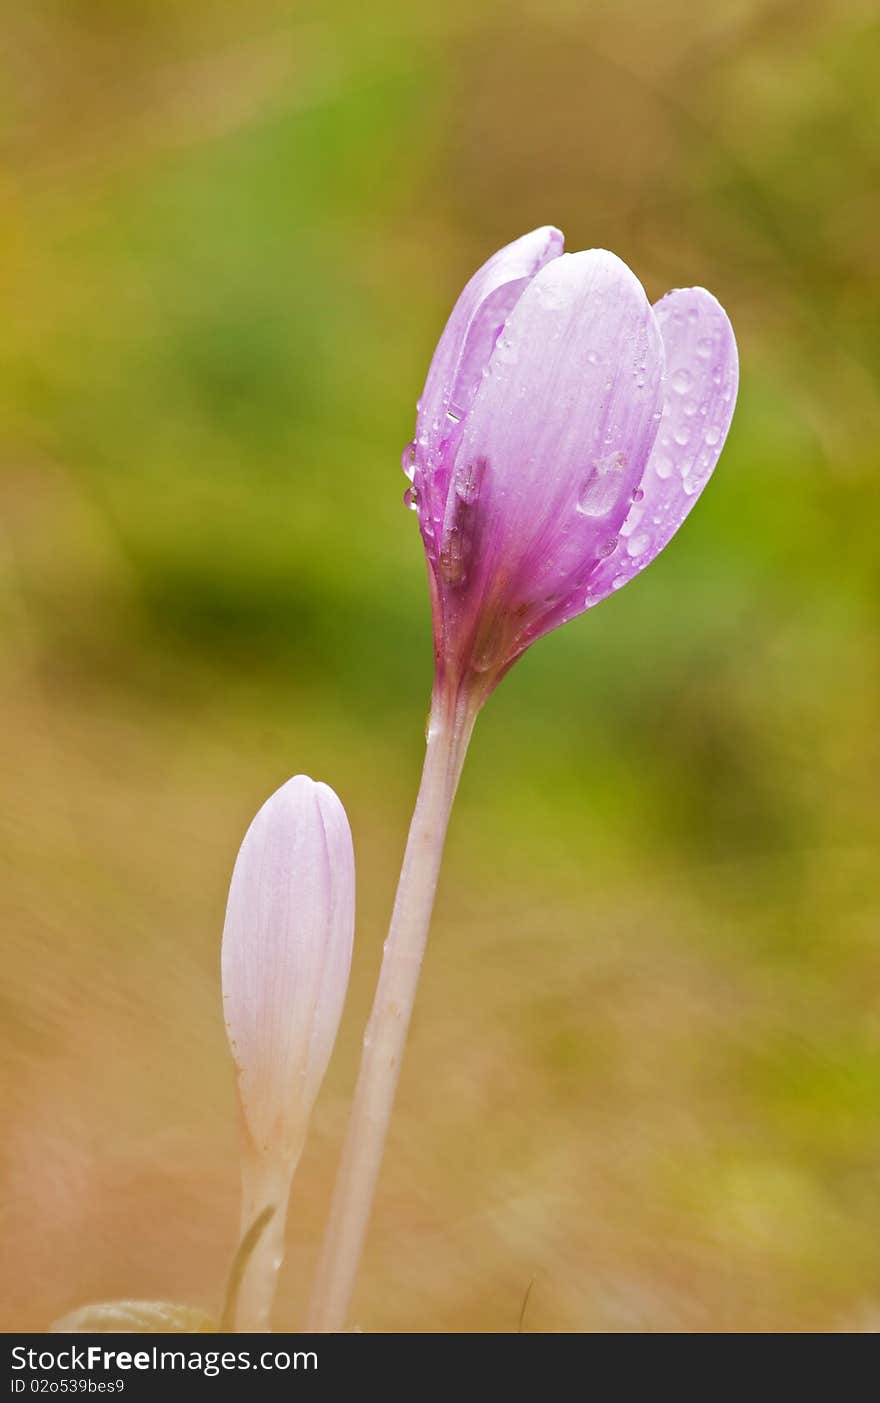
[[403, 227, 738, 698], [221, 775, 354, 1328]]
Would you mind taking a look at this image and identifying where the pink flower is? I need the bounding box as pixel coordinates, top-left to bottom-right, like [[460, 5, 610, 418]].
[[403, 227, 738, 700]]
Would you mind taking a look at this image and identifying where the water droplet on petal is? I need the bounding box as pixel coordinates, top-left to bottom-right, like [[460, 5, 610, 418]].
[[696, 336, 714, 360], [596, 534, 618, 560], [671, 367, 694, 395], [631, 486, 644, 503], [454, 460, 483, 505], [401, 441, 416, 481], [439, 527, 464, 582], [673, 427, 691, 447], [576, 451, 626, 517], [626, 531, 650, 557], [654, 455, 674, 480], [472, 636, 500, 673], [704, 425, 721, 446], [403, 485, 420, 511]]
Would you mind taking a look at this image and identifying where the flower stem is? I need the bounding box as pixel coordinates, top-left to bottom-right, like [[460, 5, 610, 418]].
[[231, 1153, 296, 1331], [306, 685, 477, 1332]]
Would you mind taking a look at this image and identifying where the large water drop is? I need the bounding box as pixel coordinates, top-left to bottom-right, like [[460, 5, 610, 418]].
[[576, 451, 626, 517]]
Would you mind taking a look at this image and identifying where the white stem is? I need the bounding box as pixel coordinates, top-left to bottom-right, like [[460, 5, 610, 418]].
[[306, 687, 477, 1332], [232, 1153, 297, 1332]]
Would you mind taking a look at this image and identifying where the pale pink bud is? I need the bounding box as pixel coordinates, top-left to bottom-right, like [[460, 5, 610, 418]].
[[221, 775, 355, 1329]]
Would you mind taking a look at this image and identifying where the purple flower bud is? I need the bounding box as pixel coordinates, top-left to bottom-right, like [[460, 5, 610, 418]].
[[405, 228, 738, 699]]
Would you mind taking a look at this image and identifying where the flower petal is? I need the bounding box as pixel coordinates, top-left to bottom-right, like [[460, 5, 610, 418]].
[[306, 781, 357, 1097], [440, 250, 664, 669], [585, 287, 738, 604], [410, 226, 563, 536]]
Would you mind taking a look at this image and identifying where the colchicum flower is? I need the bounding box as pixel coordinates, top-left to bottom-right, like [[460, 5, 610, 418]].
[[402, 226, 738, 701], [222, 776, 354, 1330], [309, 228, 737, 1333]]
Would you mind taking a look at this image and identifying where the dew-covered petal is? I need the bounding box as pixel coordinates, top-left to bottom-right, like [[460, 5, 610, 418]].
[[221, 776, 355, 1161], [585, 287, 738, 604], [448, 250, 664, 650], [410, 226, 563, 534], [417, 226, 563, 439]]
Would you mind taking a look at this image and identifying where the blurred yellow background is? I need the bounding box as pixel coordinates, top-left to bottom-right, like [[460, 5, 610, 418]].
[[3, 0, 879, 1333]]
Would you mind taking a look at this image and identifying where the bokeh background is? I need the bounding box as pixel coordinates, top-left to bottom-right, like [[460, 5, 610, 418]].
[[3, 0, 879, 1333]]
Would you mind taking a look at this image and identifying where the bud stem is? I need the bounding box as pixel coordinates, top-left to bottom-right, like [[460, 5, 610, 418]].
[[232, 1153, 298, 1331], [221, 1203, 276, 1332], [306, 684, 477, 1332]]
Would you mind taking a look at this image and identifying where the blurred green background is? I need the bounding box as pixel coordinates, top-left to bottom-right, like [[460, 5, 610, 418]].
[[3, 0, 879, 1333]]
